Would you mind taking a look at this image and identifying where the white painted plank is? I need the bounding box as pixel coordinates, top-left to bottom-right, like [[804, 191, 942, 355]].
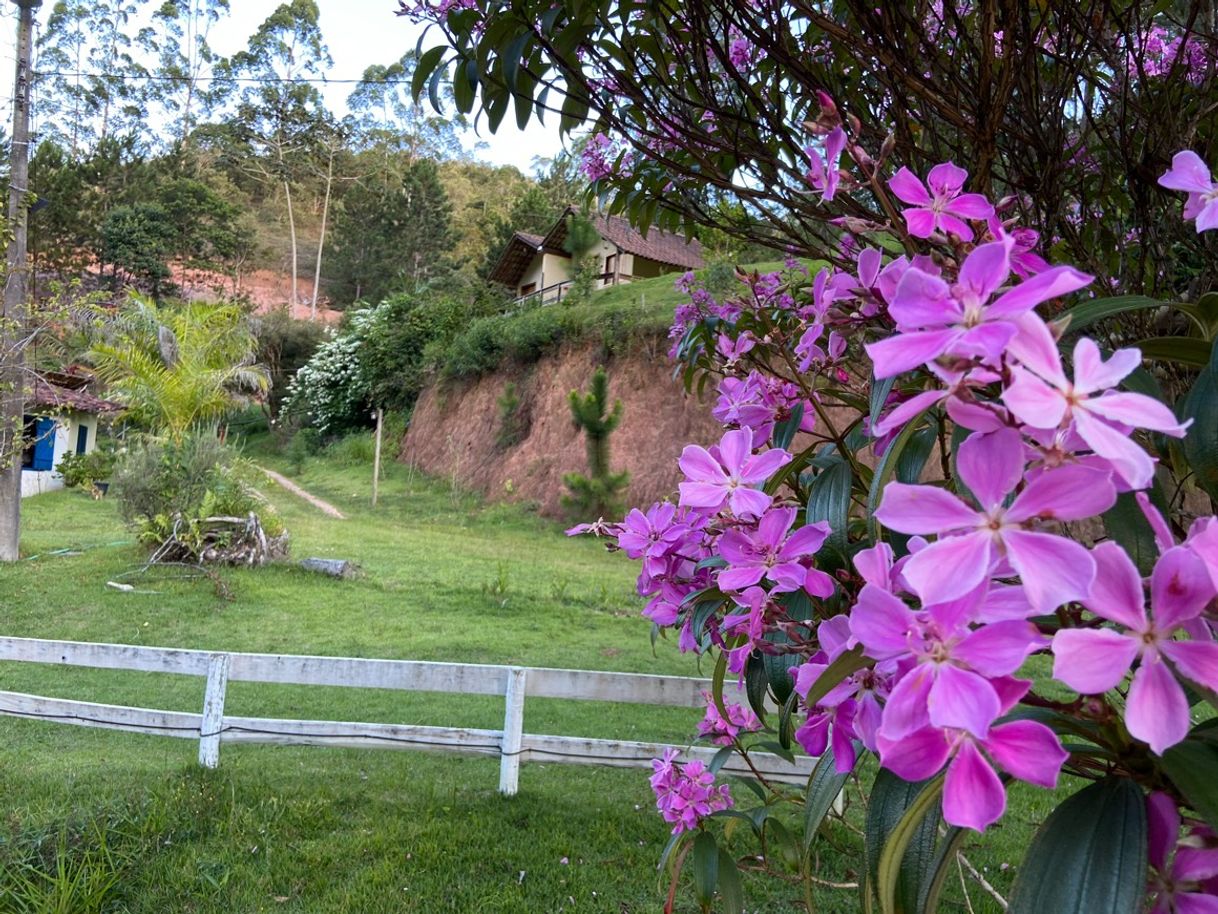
[[218, 716, 504, 757], [498, 667, 528, 795], [0, 636, 212, 676], [0, 690, 202, 738], [198, 654, 230, 769], [520, 734, 816, 785], [228, 654, 512, 696]]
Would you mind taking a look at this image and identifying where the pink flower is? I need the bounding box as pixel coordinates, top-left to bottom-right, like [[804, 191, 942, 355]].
[[1158, 150, 1218, 232], [877, 710, 1068, 832], [696, 692, 761, 746], [1051, 543, 1218, 755], [806, 127, 847, 202], [875, 428, 1115, 612], [1146, 792, 1218, 914], [678, 428, 792, 517], [864, 238, 1092, 379], [650, 749, 733, 835], [617, 502, 697, 579], [850, 583, 1043, 740], [887, 163, 995, 241], [717, 506, 834, 594], [1002, 337, 1191, 489]]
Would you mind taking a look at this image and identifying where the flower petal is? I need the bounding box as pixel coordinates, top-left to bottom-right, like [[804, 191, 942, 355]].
[[1150, 546, 1216, 631], [1084, 541, 1149, 628], [958, 240, 1012, 300], [875, 482, 980, 534], [1006, 464, 1116, 523], [849, 584, 916, 658], [678, 444, 726, 484], [1161, 640, 1218, 692], [781, 520, 830, 558], [947, 192, 995, 220], [928, 664, 1001, 737], [1086, 392, 1191, 436], [1158, 150, 1214, 194], [719, 428, 754, 474], [890, 269, 954, 328], [740, 447, 793, 484], [944, 740, 1007, 832], [957, 428, 1024, 510], [1002, 365, 1067, 429], [1126, 654, 1191, 755], [879, 664, 933, 740], [1072, 338, 1141, 395], [1002, 529, 1097, 613], [1146, 791, 1180, 871], [877, 726, 951, 781], [865, 328, 962, 379], [758, 506, 797, 546], [988, 265, 1093, 319], [888, 166, 932, 205], [902, 532, 993, 606], [1073, 409, 1157, 490], [983, 720, 1067, 788], [728, 486, 772, 518], [953, 620, 1041, 677], [927, 162, 968, 196], [1051, 628, 1139, 693]]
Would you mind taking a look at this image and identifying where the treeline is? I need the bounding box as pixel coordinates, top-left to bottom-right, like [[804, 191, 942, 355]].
[[27, 0, 583, 309]]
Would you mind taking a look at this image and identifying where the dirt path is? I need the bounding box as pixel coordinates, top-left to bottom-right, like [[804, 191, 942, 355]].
[[257, 467, 348, 520]]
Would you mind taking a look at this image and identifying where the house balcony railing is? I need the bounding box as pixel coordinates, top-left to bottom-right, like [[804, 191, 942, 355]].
[[510, 272, 637, 309]]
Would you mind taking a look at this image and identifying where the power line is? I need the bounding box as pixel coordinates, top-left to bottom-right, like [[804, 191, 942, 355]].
[[33, 70, 420, 87]]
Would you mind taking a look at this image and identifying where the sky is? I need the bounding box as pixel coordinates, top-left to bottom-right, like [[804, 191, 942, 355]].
[[0, 0, 566, 173]]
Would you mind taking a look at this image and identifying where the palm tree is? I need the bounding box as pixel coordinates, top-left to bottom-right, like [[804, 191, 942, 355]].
[[89, 296, 269, 439]]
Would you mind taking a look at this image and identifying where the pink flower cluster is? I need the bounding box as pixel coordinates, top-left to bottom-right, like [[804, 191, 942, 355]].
[[650, 748, 733, 835], [696, 692, 762, 746], [573, 142, 1218, 889]]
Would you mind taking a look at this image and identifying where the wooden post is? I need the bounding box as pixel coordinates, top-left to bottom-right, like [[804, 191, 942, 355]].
[[498, 667, 528, 796], [0, 0, 39, 562], [198, 653, 230, 769], [371, 407, 383, 508]]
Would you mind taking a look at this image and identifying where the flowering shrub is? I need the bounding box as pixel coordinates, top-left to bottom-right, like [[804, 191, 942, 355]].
[[570, 133, 1218, 912]]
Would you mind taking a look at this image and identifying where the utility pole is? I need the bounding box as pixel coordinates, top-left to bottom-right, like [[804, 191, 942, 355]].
[[0, 0, 41, 562]]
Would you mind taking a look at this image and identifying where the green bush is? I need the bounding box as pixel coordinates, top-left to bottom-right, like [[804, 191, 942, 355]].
[[326, 430, 376, 466], [112, 435, 284, 554], [496, 382, 528, 449], [58, 446, 117, 490]]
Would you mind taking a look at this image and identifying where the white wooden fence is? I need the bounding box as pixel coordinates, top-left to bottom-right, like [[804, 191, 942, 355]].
[[0, 636, 816, 794]]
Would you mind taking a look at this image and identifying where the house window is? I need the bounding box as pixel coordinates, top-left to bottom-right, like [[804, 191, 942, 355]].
[[76, 424, 89, 455], [520, 282, 537, 296]]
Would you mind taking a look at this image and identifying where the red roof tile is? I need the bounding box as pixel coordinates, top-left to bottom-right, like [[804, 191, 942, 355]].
[[30, 375, 121, 414]]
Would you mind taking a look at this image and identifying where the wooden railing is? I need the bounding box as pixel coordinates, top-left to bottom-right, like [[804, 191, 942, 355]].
[[511, 272, 638, 309], [0, 636, 816, 795]]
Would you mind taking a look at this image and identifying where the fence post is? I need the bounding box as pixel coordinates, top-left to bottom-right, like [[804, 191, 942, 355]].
[[498, 667, 528, 796], [198, 653, 230, 769]]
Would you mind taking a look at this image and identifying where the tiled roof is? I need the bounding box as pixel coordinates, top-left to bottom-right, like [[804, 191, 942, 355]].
[[589, 212, 704, 270], [30, 374, 121, 414], [487, 231, 549, 286]]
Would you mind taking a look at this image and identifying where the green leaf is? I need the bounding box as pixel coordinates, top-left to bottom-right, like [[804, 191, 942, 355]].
[[768, 818, 802, 869], [717, 850, 744, 914], [867, 409, 934, 539], [916, 826, 967, 914], [803, 746, 851, 850], [1134, 336, 1213, 367], [744, 651, 769, 722], [1008, 778, 1147, 914], [894, 424, 937, 484], [411, 45, 447, 102], [773, 401, 804, 451], [1059, 294, 1162, 334], [692, 831, 718, 909], [869, 376, 896, 428], [806, 458, 852, 562], [1161, 738, 1218, 831], [1181, 364, 1218, 502], [1102, 487, 1168, 575], [801, 646, 869, 709], [869, 772, 943, 914]]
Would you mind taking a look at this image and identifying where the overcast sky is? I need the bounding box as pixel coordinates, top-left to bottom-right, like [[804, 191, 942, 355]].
[[0, 0, 565, 173]]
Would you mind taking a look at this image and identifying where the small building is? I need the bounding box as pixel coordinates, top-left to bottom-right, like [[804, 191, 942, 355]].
[[21, 371, 121, 498], [488, 207, 705, 305]]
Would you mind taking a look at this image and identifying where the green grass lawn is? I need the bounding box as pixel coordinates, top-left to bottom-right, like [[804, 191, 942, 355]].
[[0, 443, 1043, 912]]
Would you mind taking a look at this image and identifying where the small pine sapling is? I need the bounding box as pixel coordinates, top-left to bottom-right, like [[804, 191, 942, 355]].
[[563, 366, 630, 518]]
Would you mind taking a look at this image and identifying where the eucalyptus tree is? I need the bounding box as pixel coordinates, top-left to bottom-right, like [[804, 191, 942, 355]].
[[226, 0, 331, 309], [149, 0, 233, 144]]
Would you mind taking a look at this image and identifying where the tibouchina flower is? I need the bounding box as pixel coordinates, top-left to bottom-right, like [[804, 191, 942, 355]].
[[887, 162, 995, 241], [1146, 792, 1218, 914], [865, 238, 1092, 379], [850, 583, 1043, 740], [1052, 543, 1218, 755], [678, 427, 791, 517], [1157, 150, 1218, 232], [877, 697, 1068, 832], [806, 127, 847, 202], [875, 428, 1115, 612], [1002, 337, 1191, 489], [717, 506, 833, 594]]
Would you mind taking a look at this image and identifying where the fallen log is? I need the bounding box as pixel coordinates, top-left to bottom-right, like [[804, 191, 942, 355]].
[[298, 558, 358, 579]]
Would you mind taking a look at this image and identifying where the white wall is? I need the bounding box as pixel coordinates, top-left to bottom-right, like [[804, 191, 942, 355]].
[[21, 411, 100, 499]]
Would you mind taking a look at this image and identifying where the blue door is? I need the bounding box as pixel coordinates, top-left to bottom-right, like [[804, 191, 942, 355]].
[[31, 418, 55, 471]]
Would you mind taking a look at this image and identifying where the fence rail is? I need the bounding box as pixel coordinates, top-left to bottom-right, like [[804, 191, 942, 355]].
[[0, 636, 816, 794]]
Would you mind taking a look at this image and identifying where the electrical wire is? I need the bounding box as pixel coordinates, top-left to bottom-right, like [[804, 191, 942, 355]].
[[32, 70, 420, 86]]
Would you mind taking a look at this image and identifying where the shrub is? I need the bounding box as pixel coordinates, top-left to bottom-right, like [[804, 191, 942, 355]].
[[58, 446, 117, 491], [562, 367, 629, 518], [496, 382, 528, 449]]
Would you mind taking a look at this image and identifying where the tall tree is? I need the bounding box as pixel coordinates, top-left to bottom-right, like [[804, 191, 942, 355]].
[[226, 0, 331, 309], [346, 52, 466, 162], [328, 159, 454, 305], [149, 0, 233, 143]]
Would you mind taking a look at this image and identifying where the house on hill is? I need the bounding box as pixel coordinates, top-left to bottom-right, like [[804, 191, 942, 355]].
[[489, 207, 704, 305], [21, 371, 120, 498]]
